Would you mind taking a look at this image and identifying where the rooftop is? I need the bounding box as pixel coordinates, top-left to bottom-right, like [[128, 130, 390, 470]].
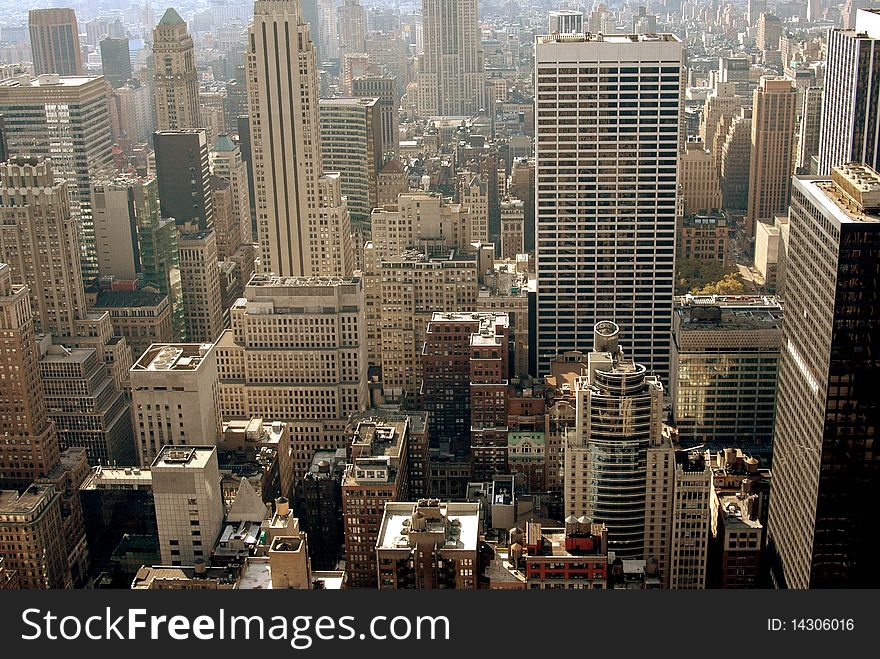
[[132, 343, 214, 372], [0, 484, 56, 515], [150, 446, 216, 471], [0, 74, 101, 89], [93, 290, 167, 309], [538, 32, 681, 45], [377, 500, 480, 552], [717, 493, 763, 531], [80, 465, 152, 490], [674, 295, 783, 331]]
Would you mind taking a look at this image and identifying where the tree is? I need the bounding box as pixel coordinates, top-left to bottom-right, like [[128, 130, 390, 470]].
[[691, 272, 745, 296]]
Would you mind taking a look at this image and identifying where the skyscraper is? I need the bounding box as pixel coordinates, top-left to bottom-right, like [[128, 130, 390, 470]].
[[152, 8, 199, 131], [337, 0, 366, 55], [177, 229, 225, 343], [151, 446, 224, 566], [318, 97, 383, 226], [767, 164, 880, 588], [0, 157, 86, 339], [818, 9, 880, 175], [215, 275, 368, 479], [563, 321, 667, 559], [417, 0, 487, 116], [28, 8, 83, 76], [247, 0, 353, 277], [131, 344, 221, 467], [0, 263, 59, 486], [0, 75, 115, 286], [534, 33, 683, 378], [100, 37, 132, 89], [746, 76, 797, 238], [153, 129, 214, 231]]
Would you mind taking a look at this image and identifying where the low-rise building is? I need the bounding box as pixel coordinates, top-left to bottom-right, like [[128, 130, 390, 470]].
[[376, 499, 480, 589]]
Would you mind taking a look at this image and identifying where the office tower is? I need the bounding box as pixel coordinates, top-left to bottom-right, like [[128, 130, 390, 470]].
[[364, 247, 478, 398], [127, 175, 186, 340], [151, 446, 224, 566], [198, 92, 227, 148], [0, 484, 67, 588], [39, 344, 134, 466], [352, 76, 398, 159], [767, 165, 880, 589], [319, 97, 383, 226], [90, 291, 175, 362], [91, 178, 143, 282], [680, 139, 723, 215], [720, 109, 753, 212], [0, 157, 86, 338], [318, 0, 339, 62], [315, 173, 355, 278], [701, 83, 741, 174], [563, 322, 665, 558], [153, 130, 214, 231], [79, 466, 157, 579], [807, 0, 822, 22], [0, 156, 132, 385], [294, 448, 346, 570], [417, 0, 486, 116], [0, 76, 114, 286], [797, 86, 823, 174], [28, 8, 83, 76], [216, 275, 368, 479], [337, 0, 366, 55], [152, 8, 199, 131], [671, 296, 783, 460], [0, 263, 60, 486], [377, 500, 480, 589], [342, 415, 410, 587], [247, 1, 353, 278], [534, 33, 683, 378], [842, 0, 867, 29], [457, 171, 488, 243], [669, 450, 713, 589], [130, 343, 221, 467], [756, 13, 782, 51], [746, 77, 797, 237], [718, 56, 752, 97], [210, 175, 252, 302], [748, 0, 767, 26], [178, 229, 224, 343], [112, 82, 153, 144], [818, 9, 880, 175], [499, 199, 525, 259], [370, 193, 475, 257], [210, 134, 253, 246], [420, 312, 501, 458], [100, 37, 132, 88], [548, 10, 584, 34]]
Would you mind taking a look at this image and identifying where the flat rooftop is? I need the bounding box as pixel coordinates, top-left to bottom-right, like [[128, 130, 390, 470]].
[[93, 290, 167, 309], [718, 494, 763, 531], [80, 465, 152, 490], [150, 446, 216, 470], [538, 32, 681, 45], [133, 343, 213, 371], [245, 274, 362, 292], [377, 501, 480, 551], [674, 295, 783, 331], [0, 484, 55, 514], [0, 74, 100, 88]]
